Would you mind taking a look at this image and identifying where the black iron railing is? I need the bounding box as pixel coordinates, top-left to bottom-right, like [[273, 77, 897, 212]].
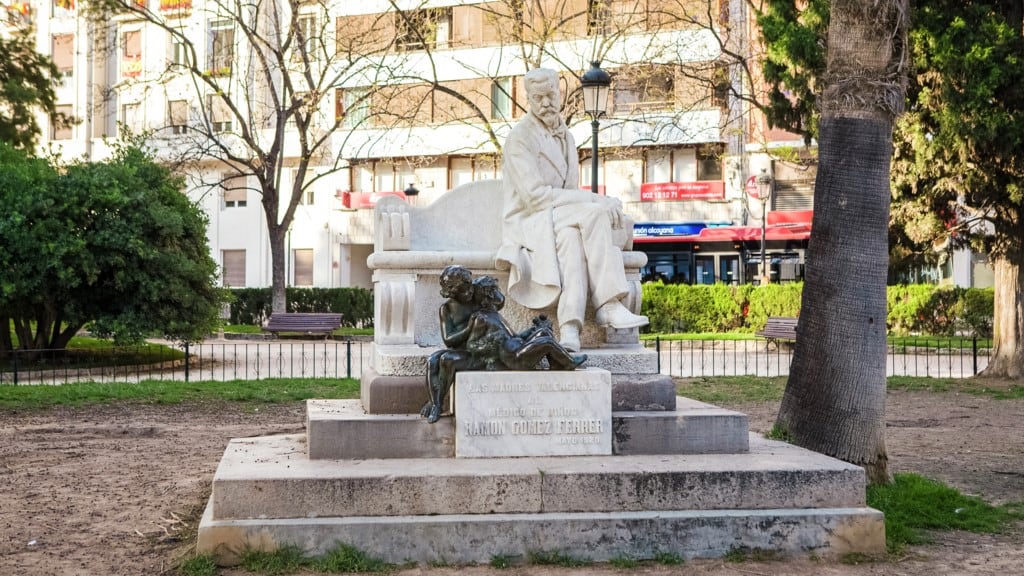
[[0, 337, 991, 385]]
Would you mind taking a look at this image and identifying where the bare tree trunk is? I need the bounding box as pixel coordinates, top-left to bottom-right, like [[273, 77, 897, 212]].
[[982, 255, 1024, 378], [776, 0, 909, 485], [269, 225, 287, 315]]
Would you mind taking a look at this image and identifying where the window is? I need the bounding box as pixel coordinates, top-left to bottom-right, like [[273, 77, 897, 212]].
[[223, 175, 247, 207], [396, 8, 451, 51], [293, 249, 313, 286], [121, 29, 142, 78], [52, 104, 73, 140], [711, 64, 730, 109], [340, 88, 369, 128], [588, 0, 612, 35], [490, 77, 513, 121], [294, 14, 318, 61], [170, 35, 188, 67], [221, 250, 246, 287], [588, 0, 644, 35], [52, 34, 74, 87], [613, 66, 676, 114], [168, 100, 188, 134], [645, 149, 674, 183], [697, 145, 723, 181], [207, 94, 232, 132], [295, 169, 315, 205], [208, 20, 234, 76], [121, 102, 141, 135]]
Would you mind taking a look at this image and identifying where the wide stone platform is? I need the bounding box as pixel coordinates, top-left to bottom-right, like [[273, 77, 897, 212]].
[[197, 433, 884, 564]]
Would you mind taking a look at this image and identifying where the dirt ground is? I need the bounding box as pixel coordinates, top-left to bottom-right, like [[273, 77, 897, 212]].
[[1, 381, 1022, 576]]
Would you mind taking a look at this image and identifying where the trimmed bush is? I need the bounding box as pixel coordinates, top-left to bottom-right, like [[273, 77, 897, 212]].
[[641, 282, 993, 336], [959, 288, 994, 338], [227, 287, 373, 327]]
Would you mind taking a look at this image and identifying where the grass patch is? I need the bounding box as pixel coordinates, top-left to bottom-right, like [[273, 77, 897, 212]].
[[178, 555, 218, 576], [489, 555, 512, 568], [527, 550, 592, 567], [0, 377, 359, 410], [675, 376, 787, 404], [312, 543, 393, 572], [1, 340, 185, 371], [888, 377, 1024, 400], [675, 376, 1022, 407], [608, 555, 639, 568], [888, 336, 992, 349], [765, 423, 793, 442], [238, 543, 394, 574], [867, 473, 1024, 553], [240, 545, 306, 574]]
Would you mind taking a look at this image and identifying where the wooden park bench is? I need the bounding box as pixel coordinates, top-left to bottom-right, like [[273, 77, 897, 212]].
[[756, 317, 798, 346], [262, 313, 343, 339]]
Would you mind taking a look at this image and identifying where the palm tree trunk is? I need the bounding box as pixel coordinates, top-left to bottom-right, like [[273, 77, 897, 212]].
[[776, 0, 909, 485]]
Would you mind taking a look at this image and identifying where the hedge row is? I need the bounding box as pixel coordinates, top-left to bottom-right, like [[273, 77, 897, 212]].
[[227, 283, 994, 336], [227, 287, 373, 327], [641, 282, 994, 337]]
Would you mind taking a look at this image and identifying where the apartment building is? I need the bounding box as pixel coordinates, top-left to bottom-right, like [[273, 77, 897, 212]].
[[16, 0, 816, 291]]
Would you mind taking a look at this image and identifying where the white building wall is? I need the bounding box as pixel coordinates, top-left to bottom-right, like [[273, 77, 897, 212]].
[[27, 0, 789, 293]]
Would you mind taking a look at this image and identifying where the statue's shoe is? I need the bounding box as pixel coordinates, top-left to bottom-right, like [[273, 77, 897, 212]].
[[572, 354, 588, 368], [559, 324, 581, 352], [595, 301, 649, 329]]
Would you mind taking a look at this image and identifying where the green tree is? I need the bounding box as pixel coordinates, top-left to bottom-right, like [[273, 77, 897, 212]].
[[756, 0, 829, 144], [758, 5, 1024, 377], [0, 143, 227, 357], [0, 32, 73, 150], [890, 1, 1024, 377], [775, 0, 909, 484]]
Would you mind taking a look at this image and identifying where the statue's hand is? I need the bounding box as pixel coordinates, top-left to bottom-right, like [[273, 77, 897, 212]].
[[598, 195, 625, 229]]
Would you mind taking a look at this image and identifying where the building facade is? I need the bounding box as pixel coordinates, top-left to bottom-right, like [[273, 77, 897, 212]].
[[14, 0, 819, 291]]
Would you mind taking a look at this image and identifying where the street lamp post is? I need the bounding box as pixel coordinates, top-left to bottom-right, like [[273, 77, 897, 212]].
[[757, 168, 773, 284], [581, 61, 611, 193]]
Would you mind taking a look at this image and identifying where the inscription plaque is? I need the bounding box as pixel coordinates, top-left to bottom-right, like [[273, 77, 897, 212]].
[[454, 368, 612, 458]]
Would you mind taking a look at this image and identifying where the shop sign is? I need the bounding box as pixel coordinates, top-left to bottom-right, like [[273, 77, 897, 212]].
[[640, 181, 725, 201], [633, 222, 705, 238]]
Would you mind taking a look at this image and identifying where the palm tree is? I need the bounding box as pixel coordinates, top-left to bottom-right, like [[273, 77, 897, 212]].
[[775, 0, 909, 485]]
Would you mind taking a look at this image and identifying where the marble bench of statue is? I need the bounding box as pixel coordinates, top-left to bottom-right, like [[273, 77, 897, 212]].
[[363, 180, 662, 414], [368, 179, 646, 350]]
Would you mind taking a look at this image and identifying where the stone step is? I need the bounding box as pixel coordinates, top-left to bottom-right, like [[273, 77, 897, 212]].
[[306, 397, 749, 460], [208, 434, 866, 521], [198, 503, 884, 566]]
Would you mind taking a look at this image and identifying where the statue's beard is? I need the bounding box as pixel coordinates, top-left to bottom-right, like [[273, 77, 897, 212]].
[[538, 109, 560, 129]]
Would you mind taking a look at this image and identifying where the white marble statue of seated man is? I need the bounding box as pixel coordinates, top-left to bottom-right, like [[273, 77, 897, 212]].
[[496, 67, 648, 351]]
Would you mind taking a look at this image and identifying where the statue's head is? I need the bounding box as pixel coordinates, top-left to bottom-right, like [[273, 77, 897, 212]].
[[524, 68, 562, 130], [439, 265, 473, 300], [472, 276, 505, 311]]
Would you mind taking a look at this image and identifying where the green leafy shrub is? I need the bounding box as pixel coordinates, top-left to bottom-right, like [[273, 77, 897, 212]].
[[744, 283, 803, 331], [887, 284, 937, 334], [227, 287, 373, 327], [959, 288, 994, 337]]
